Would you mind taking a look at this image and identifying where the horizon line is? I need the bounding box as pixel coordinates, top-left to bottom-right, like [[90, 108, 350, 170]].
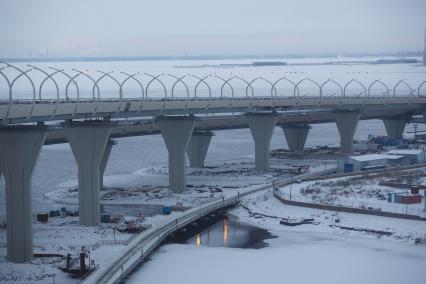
[[0, 50, 423, 63]]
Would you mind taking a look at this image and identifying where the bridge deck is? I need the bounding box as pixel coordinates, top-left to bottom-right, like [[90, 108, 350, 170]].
[[1, 96, 424, 124]]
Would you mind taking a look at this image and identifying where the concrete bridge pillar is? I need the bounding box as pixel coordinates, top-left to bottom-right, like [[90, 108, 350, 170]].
[[187, 131, 214, 168], [282, 124, 310, 152], [100, 139, 116, 191], [246, 112, 277, 172], [65, 121, 112, 226], [0, 126, 46, 262], [334, 110, 360, 154], [382, 116, 408, 140], [157, 116, 196, 192]]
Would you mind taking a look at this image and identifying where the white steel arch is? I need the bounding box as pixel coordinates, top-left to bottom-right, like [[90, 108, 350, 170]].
[[343, 79, 367, 97], [120, 72, 145, 99], [393, 80, 414, 97], [367, 80, 390, 97], [320, 78, 343, 97], [418, 81, 426, 97], [144, 73, 167, 99], [272, 77, 298, 97], [94, 71, 121, 99], [294, 78, 321, 97]]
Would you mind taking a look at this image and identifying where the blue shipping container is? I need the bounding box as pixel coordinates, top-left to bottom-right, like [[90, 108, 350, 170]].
[[162, 206, 173, 215]]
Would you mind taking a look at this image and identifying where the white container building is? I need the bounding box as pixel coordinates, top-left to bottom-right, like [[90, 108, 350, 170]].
[[338, 154, 409, 172], [387, 149, 426, 164]]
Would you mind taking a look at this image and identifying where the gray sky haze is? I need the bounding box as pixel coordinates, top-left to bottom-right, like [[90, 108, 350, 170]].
[[1, 0, 425, 58]]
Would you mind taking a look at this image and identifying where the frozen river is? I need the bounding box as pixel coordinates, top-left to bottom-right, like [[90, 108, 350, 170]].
[[126, 229, 426, 284]]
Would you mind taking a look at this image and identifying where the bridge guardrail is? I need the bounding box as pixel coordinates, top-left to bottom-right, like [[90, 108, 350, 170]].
[[84, 195, 240, 284], [0, 94, 424, 105]]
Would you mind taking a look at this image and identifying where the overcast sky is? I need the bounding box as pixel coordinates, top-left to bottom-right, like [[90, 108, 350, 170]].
[[1, 0, 425, 58]]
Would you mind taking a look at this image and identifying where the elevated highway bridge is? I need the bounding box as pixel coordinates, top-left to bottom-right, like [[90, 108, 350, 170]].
[[0, 62, 425, 263], [42, 105, 421, 144]]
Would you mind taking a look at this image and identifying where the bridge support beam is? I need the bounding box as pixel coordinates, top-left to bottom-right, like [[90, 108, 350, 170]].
[[334, 110, 360, 154], [0, 126, 46, 263], [382, 116, 408, 140], [157, 116, 196, 192], [187, 131, 214, 168], [282, 124, 310, 152], [100, 139, 115, 191], [246, 112, 277, 172], [65, 122, 112, 226]]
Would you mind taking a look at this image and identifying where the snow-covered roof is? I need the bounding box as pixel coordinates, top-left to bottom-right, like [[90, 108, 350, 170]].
[[349, 154, 404, 162], [387, 149, 424, 156]]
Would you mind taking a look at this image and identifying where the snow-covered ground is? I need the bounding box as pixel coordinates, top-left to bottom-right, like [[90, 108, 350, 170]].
[[276, 170, 426, 217], [44, 159, 331, 209], [236, 191, 426, 244]]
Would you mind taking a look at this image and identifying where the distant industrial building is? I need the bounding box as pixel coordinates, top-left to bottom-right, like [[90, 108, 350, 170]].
[[387, 149, 426, 164], [338, 154, 408, 172], [338, 149, 426, 173]]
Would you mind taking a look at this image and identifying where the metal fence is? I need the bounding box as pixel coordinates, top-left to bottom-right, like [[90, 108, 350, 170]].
[[275, 190, 426, 218]]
